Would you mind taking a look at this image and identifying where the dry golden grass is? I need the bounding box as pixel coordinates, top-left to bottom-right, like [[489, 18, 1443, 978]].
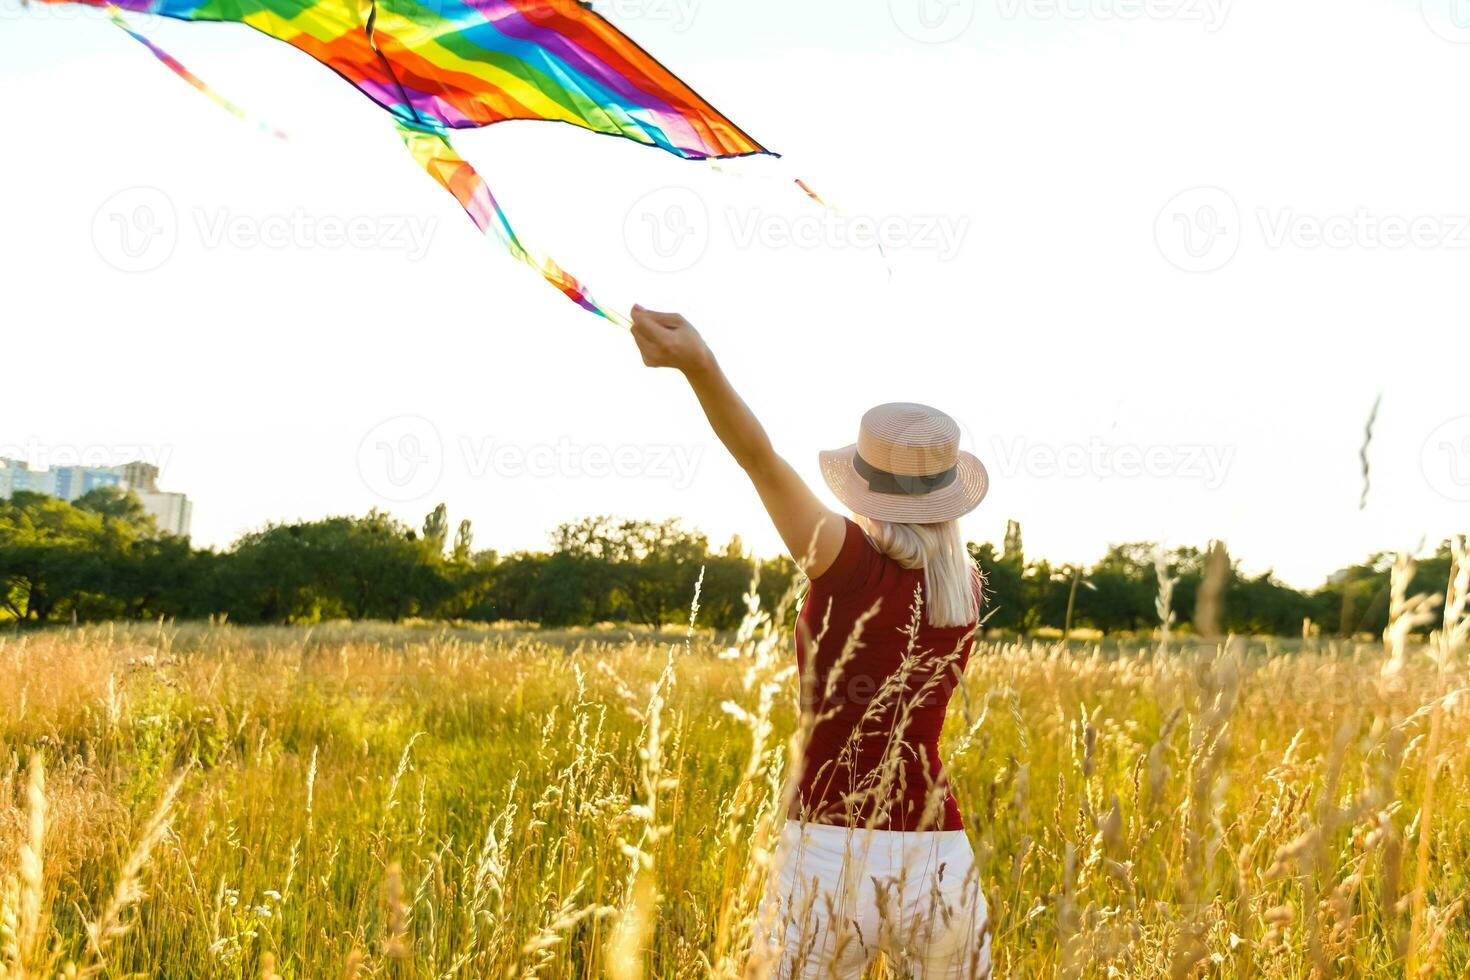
[[0, 540, 1466, 978]]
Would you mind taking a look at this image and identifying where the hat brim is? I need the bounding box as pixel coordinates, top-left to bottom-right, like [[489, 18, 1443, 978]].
[[818, 445, 989, 524]]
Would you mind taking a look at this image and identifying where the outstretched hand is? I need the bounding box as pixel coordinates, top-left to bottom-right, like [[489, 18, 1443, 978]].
[[627, 305, 844, 577], [629, 305, 714, 375]]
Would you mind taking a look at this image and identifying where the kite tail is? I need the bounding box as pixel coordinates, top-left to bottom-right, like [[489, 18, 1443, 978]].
[[397, 122, 630, 328], [710, 163, 892, 277], [793, 177, 892, 275], [793, 178, 829, 209], [105, 6, 287, 141]]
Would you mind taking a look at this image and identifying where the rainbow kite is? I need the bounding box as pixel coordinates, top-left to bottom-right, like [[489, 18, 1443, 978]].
[[46, 0, 771, 322]]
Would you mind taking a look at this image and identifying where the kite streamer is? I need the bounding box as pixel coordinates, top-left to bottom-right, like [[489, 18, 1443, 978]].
[[106, 7, 287, 140], [42, 0, 771, 322], [794, 178, 829, 209], [792, 176, 892, 278], [398, 120, 629, 326]]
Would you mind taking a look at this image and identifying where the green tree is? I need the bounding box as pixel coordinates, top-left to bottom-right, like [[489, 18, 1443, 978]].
[[1003, 519, 1024, 567], [547, 517, 712, 627], [453, 519, 474, 562], [75, 486, 159, 537], [423, 503, 450, 556], [970, 541, 1022, 631], [0, 491, 120, 622]]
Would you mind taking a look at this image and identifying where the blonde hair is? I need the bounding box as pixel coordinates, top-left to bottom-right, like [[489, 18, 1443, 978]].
[[855, 516, 981, 628]]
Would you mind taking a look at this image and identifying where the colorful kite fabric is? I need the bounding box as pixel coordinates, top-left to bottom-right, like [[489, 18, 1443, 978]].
[[61, 0, 767, 161], [60, 0, 771, 321]]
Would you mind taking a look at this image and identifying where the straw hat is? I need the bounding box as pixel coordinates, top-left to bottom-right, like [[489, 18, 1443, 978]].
[[819, 403, 989, 524]]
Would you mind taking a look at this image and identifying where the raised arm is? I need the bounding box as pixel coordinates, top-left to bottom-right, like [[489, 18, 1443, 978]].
[[629, 305, 846, 578]]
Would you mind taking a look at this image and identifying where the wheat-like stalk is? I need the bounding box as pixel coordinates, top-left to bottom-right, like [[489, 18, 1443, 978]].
[[82, 767, 188, 977]]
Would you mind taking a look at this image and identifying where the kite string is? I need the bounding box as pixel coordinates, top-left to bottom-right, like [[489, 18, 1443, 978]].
[[104, 5, 288, 141]]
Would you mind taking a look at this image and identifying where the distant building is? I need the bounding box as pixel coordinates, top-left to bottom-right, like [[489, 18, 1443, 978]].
[[0, 457, 193, 537], [52, 466, 123, 500], [117, 461, 156, 491], [0, 459, 26, 497], [0, 458, 55, 497], [0, 460, 122, 502], [134, 489, 193, 537]]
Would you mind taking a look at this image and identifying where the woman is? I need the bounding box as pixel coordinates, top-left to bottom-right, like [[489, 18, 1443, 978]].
[[630, 306, 993, 978]]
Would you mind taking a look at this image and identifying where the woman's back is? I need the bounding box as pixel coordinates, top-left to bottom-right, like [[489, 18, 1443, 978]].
[[795, 519, 979, 832]]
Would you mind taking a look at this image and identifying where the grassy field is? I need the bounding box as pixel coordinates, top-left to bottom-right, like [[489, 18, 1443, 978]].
[[1, 556, 1467, 978]]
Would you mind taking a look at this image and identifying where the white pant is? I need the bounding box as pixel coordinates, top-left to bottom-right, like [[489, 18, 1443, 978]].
[[758, 822, 993, 979]]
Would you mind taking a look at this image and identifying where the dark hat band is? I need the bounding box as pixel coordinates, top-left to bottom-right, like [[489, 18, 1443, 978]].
[[853, 452, 958, 496]]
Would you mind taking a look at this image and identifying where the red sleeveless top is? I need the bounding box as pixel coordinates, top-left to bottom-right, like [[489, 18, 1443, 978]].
[[794, 519, 979, 832]]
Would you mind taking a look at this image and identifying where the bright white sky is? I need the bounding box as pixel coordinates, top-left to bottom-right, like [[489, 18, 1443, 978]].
[[3, 0, 1468, 589]]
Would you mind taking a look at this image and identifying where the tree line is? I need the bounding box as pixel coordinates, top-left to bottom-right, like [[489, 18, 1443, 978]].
[[0, 488, 1460, 637]]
